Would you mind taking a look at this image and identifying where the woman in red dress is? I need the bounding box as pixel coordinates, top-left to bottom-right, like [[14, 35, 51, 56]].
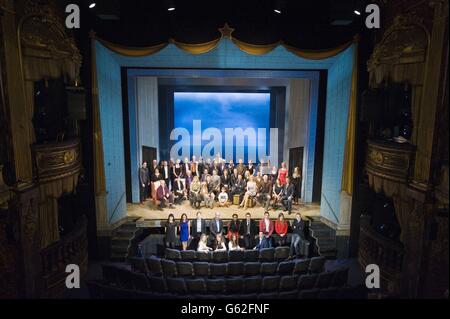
[[278, 162, 288, 185]]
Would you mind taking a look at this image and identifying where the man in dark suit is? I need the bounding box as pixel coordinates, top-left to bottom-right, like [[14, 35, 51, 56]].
[[161, 161, 171, 189], [149, 159, 159, 180], [190, 211, 207, 248], [290, 212, 308, 258], [282, 176, 295, 214], [231, 174, 246, 204], [139, 161, 150, 203], [209, 211, 224, 244], [239, 212, 258, 249], [173, 176, 186, 204]]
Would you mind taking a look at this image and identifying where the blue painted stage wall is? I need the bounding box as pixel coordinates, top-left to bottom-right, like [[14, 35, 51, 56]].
[[320, 45, 355, 224], [96, 42, 127, 225]]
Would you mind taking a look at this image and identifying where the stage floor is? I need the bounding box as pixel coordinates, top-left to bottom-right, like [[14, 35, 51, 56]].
[[127, 200, 321, 227]]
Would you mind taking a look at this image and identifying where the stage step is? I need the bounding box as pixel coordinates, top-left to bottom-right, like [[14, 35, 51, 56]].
[[308, 218, 337, 259], [110, 220, 143, 262]]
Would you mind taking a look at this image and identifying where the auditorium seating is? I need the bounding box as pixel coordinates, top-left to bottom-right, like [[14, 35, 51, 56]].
[[274, 246, 290, 261], [87, 275, 366, 299], [92, 256, 361, 299]]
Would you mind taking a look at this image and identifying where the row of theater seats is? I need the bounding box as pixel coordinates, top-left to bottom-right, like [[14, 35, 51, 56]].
[[126, 255, 327, 278], [163, 247, 295, 263], [88, 265, 365, 299]]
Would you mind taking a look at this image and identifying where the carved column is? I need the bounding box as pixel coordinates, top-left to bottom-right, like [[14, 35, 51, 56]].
[[91, 34, 109, 238], [9, 185, 41, 298], [0, 0, 33, 186], [412, 0, 449, 188]]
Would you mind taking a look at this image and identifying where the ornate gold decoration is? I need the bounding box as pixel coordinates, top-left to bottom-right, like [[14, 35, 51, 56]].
[[63, 150, 76, 164], [366, 140, 415, 186], [367, 12, 429, 72], [219, 23, 235, 39], [19, 0, 82, 82], [32, 139, 81, 183]]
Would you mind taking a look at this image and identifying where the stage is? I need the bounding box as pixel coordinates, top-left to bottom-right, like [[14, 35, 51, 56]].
[[126, 200, 321, 228]]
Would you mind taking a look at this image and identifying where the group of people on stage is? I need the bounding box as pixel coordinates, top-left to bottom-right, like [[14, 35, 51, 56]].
[[164, 211, 308, 259], [139, 155, 302, 214]]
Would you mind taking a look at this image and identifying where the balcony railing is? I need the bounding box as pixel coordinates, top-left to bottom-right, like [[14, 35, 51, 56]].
[[40, 216, 88, 298], [359, 217, 404, 284]]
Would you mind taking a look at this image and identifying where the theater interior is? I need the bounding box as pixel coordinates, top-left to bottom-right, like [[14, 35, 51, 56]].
[[0, 0, 448, 300]]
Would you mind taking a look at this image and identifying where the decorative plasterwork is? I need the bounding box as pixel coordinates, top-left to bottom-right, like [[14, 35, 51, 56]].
[[19, 0, 82, 82], [367, 13, 429, 72], [31, 139, 81, 183]]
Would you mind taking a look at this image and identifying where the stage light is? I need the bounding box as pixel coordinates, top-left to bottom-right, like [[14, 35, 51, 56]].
[[89, 2, 96, 9], [354, 9, 361, 15], [166, 0, 176, 12], [273, 0, 285, 14]]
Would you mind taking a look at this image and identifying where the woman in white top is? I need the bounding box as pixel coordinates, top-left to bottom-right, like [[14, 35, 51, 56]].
[[197, 234, 212, 252], [240, 175, 257, 210], [228, 234, 243, 251]]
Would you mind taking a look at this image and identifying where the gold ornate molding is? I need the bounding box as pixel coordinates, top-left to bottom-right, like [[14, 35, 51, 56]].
[[32, 139, 81, 183], [366, 140, 416, 185], [18, 0, 82, 82], [367, 12, 429, 72]]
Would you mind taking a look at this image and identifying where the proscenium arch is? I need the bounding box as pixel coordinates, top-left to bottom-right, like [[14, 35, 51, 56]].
[[92, 33, 357, 230]]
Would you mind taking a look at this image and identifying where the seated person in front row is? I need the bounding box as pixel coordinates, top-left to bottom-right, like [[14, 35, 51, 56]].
[[259, 211, 274, 248], [173, 176, 187, 204], [275, 212, 289, 246], [189, 176, 202, 208], [156, 180, 174, 208], [290, 212, 307, 258], [240, 175, 257, 209], [254, 232, 270, 250], [228, 234, 244, 251], [197, 234, 212, 252], [213, 234, 227, 251], [217, 187, 229, 207], [239, 212, 257, 249]]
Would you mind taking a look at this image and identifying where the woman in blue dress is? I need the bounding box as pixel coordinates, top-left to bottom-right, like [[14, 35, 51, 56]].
[[179, 213, 190, 250]]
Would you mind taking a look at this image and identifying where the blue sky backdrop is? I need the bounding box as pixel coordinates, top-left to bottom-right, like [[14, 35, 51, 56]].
[[174, 92, 271, 161]]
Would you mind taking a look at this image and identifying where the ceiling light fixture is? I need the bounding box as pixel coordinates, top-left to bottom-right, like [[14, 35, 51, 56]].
[[166, 0, 176, 12], [89, 2, 96, 9], [354, 9, 361, 15], [273, 0, 285, 14]]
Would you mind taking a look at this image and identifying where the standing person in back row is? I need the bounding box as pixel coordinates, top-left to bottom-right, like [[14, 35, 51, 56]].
[[278, 162, 288, 185], [139, 161, 150, 203]]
